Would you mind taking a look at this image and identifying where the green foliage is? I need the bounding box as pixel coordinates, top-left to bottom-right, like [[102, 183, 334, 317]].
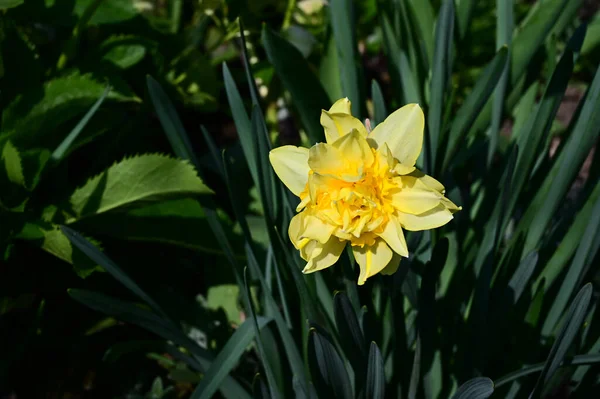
[[2, 0, 600, 398]]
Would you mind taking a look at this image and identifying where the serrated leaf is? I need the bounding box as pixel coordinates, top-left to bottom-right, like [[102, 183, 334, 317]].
[[451, 377, 494, 399], [101, 41, 146, 69], [15, 222, 102, 278], [1, 72, 137, 145], [66, 154, 212, 222]]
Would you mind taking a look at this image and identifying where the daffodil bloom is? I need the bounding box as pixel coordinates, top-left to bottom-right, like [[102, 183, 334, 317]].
[[269, 98, 461, 285]]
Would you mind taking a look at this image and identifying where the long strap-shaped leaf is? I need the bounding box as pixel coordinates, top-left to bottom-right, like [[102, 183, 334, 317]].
[[366, 342, 385, 399], [451, 377, 494, 399], [529, 283, 593, 398], [190, 316, 272, 399], [61, 225, 169, 321]]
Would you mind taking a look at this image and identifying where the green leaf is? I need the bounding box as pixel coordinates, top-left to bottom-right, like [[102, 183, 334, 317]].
[[61, 225, 169, 320], [73, 0, 139, 25], [222, 63, 257, 183], [533, 180, 600, 292], [442, 47, 508, 171], [519, 43, 600, 255], [329, 0, 363, 118], [510, 0, 569, 87], [428, 0, 455, 172], [495, 353, 600, 388], [147, 76, 200, 167], [261, 26, 328, 144], [408, 336, 421, 399], [0, 0, 22, 10], [455, 0, 474, 39], [1, 140, 25, 188], [451, 377, 494, 399], [244, 269, 281, 398], [320, 34, 344, 102], [366, 342, 385, 399], [334, 292, 366, 373], [15, 222, 102, 278], [191, 317, 271, 399], [0, 72, 137, 146], [506, 251, 539, 305], [489, 0, 513, 164], [530, 284, 593, 398], [308, 326, 353, 399], [406, 0, 435, 66], [542, 190, 600, 335], [66, 154, 211, 222], [51, 85, 111, 163], [101, 38, 146, 69], [582, 12, 600, 55], [371, 80, 387, 127]]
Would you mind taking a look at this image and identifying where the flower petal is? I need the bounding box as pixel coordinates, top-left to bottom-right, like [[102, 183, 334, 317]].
[[308, 142, 347, 176], [377, 216, 409, 257], [328, 97, 352, 114], [332, 129, 374, 169], [321, 110, 367, 143], [407, 168, 445, 194], [303, 236, 346, 273], [269, 145, 310, 196], [368, 103, 424, 166], [380, 252, 402, 275], [390, 176, 443, 215], [396, 204, 453, 231], [352, 239, 393, 285], [301, 214, 336, 244]]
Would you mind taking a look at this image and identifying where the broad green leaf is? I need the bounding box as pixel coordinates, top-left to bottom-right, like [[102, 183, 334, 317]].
[[530, 284, 593, 398], [542, 190, 600, 335], [101, 39, 146, 69], [308, 326, 353, 399], [329, 0, 363, 118], [451, 377, 494, 399], [495, 353, 600, 388], [371, 80, 387, 127], [0, 72, 137, 146], [191, 317, 272, 399], [0, 0, 22, 10], [15, 222, 101, 278], [1, 140, 25, 188], [66, 154, 212, 222], [51, 85, 110, 162], [519, 52, 600, 256], [74, 0, 139, 25], [366, 342, 385, 399], [428, 0, 455, 172], [75, 199, 244, 257], [442, 47, 507, 171], [261, 26, 328, 144]]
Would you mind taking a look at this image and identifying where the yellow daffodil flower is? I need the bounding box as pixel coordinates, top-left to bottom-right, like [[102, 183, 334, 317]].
[[269, 98, 461, 285]]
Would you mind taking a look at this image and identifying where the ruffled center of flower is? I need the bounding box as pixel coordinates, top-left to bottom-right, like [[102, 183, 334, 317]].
[[299, 145, 398, 247]]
